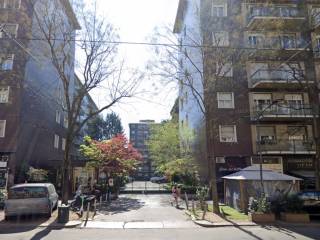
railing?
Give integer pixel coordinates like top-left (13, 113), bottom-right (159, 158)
top-left (248, 6), bottom-right (303, 22)
top-left (247, 38), bottom-right (307, 50)
top-left (311, 11), bottom-right (320, 28)
top-left (253, 104), bottom-right (313, 117)
top-left (257, 139), bottom-right (315, 153)
top-left (251, 68), bottom-right (305, 85)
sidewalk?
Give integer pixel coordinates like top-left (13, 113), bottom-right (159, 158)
top-left (186, 210), bottom-right (320, 228)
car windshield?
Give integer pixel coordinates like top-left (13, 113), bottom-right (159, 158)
top-left (9, 187), bottom-right (48, 199)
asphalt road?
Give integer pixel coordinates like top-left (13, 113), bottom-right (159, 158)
top-left (1, 193), bottom-right (320, 240)
top-left (0, 226), bottom-right (319, 240)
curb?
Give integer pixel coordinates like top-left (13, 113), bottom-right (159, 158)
top-left (0, 220), bottom-right (82, 229)
top-left (185, 210), bottom-right (258, 228)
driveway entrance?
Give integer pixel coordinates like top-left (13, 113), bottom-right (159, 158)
top-left (85, 194), bottom-right (198, 229)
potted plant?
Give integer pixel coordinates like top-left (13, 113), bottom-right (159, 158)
top-left (280, 194), bottom-right (310, 223)
top-left (248, 195), bottom-right (275, 223)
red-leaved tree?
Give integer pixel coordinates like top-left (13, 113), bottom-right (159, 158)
top-left (80, 134), bottom-right (141, 177)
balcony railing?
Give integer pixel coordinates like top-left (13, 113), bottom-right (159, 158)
top-left (253, 104), bottom-right (313, 118)
top-left (247, 6), bottom-right (305, 30)
top-left (257, 139), bottom-right (315, 153)
top-left (248, 6), bottom-right (303, 21)
top-left (251, 68), bottom-right (305, 86)
top-left (247, 38), bottom-right (307, 50)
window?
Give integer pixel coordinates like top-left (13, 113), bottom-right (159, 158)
top-left (216, 62), bottom-right (233, 77)
top-left (63, 115), bottom-right (68, 128)
top-left (253, 93), bottom-right (272, 111)
top-left (217, 92), bottom-right (234, 109)
top-left (216, 157), bottom-right (226, 164)
top-left (0, 86), bottom-right (9, 103)
top-left (55, 110), bottom-right (61, 124)
top-left (0, 0), bottom-right (21, 9)
top-left (54, 134), bottom-right (59, 149)
top-left (248, 34), bottom-right (264, 48)
top-left (0, 54), bottom-right (14, 71)
top-left (212, 31), bottom-right (229, 46)
top-left (0, 24), bottom-right (18, 38)
top-left (257, 126), bottom-right (276, 143)
top-left (0, 120), bottom-right (6, 138)
top-left (62, 138), bottom-right (66, 151)
top-left (219, 125), bottom-right (237, 142)
top-left (212, 4), bottom-right (227, 17)
top-left (280, 34), bottom-right (296, 49)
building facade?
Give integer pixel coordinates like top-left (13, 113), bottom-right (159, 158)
top-left (174, 0), bottom-right (320, 190)
top-left (0, 0), bottom-right (96, 188)
top-left (129, 120), bottom-right (156, 180)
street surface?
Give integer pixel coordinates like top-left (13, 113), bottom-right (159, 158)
top-left (0, 193), bottom-right (319, 239)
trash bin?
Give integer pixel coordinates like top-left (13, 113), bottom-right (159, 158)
top-left (58, 205), bottom-right (70, 223)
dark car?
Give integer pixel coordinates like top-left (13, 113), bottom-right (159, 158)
top-left (150, 176), bottom-right (167, 184)
top-left (298, 191), bottom-right (320, 215)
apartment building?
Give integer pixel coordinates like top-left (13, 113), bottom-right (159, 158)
top-left (0, 0), bottom-right (86, 187)
top-left (174, 0), bottom-right (320, 190)
top-left (129, 120), bottom-right (156, 180)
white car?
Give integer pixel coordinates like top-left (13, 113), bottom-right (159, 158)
top-left (4, 183), bottom-right (58, 220)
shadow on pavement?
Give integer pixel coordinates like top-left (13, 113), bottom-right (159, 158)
top-left (264, 225), bottom-right (320, 240)
top-left (99, 196), bottom-right (145, 215)
top-left (0, 213), bottom-right (50, 234)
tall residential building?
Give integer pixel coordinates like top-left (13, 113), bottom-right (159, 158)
top-left (174, 0), bottom-right (320, 190)
top-left (0, 0), bottom-right (90, 187)
top-left (129, 120), bottom-right (156, 180)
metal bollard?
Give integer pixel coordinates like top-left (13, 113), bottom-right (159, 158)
top-left (184, 192), bottom-right (189, 210)
top-left (93, 199), bottom-right (97, 217)
top-left (192, 199), bottom-right (195, 213)
top-left (86, 202), bottom-right (90, 222)
top-left (99, 196), bottom-right (102, 209)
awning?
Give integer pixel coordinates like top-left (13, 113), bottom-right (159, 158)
top-left (290, 171), bottom-right (315, 178)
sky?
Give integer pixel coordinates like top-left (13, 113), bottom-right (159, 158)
top-left (87, 0), bottom-right (179, 136)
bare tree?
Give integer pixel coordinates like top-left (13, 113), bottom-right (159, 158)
top-left (29, 0), bottom-right (143, 203)
top-left (148, 2), bottom-right (247, 213)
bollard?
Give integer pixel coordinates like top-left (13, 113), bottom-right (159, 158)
top-left (184, 192), bottom-right (189, 210)
top-left (93, 199), bottom-right (97, 217)
top-left (100, 196), bottom-right (102, 209)
top-left (192, 199), bottom-right (195, 213)
top-left (202, 203), bottom-right (208, 220)
top-left (86, 202), bottom-right (91, 222)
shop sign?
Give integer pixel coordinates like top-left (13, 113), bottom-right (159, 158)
top-left (287, 159), bottom-right (314, 170)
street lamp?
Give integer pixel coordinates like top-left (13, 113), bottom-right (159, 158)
top-left (255, 99), bottom-right (284, 196)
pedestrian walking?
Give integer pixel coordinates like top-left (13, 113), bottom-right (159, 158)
top-left (171, 184), bottom-right (178, 208)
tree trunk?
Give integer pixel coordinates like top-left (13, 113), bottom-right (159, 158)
top-left (205, 113), bottom-right (220, 214)
top-left (61, 144), bottom-right (71, 204)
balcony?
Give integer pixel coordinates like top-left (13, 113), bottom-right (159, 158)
top-left (257, 139), bottom-right (316, 155)
top-left (252, 104), bottom-right (313, 120)
top-left (247, 37), bottom-right (307, 51)
top-left (250, 68), bottom-right (309, 89)
top-left (247, 6), bottom-right (305, 30)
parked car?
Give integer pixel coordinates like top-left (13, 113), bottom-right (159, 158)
top-left (298, 191), bottom-right (320, 215)
top-left (150, 176), bottom-right (167, 184)
top-left (4, 183), bottom-right (58, 220)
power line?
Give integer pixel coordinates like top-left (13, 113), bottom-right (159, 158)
top-left (0, 36), bottom-right (316, 52)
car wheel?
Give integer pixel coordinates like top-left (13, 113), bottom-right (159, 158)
top-left (46, 205), bottom-right (52, 218)
top-left (4, 215), bottom-right (10, 221)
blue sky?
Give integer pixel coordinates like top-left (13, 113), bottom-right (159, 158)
top-left (88, 0), bottom-right (179, 135)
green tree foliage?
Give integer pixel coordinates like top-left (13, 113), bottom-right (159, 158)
top-left (87, 112), bottom-right (124, 140)
top-left (146, 121), bottom-right (197, 181)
